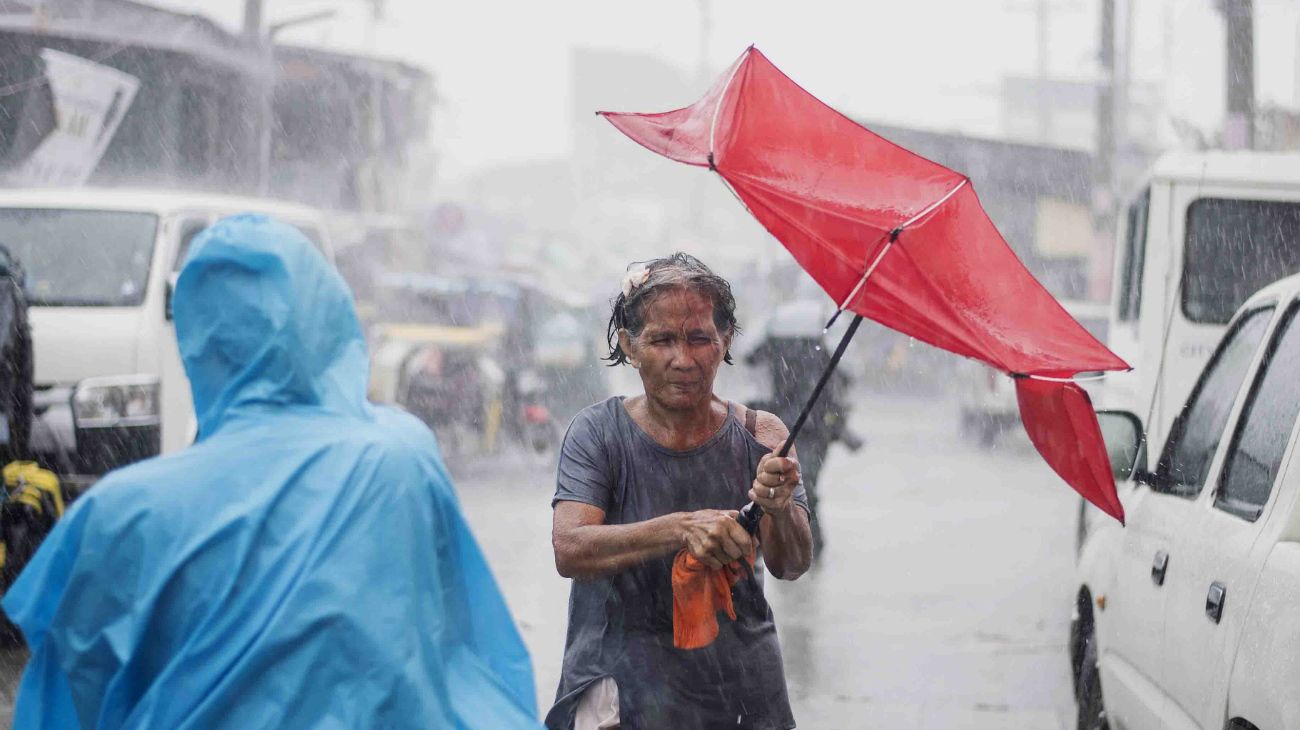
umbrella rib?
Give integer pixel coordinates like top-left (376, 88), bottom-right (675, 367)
top-left (898, 178), bottom-right (969, 229)
top-left (834, 177), bottom-right (970, 314)
top-left (1025, 372), bottom-right (1110, 383)
top-left (834, 231), bottom-right (894, 312)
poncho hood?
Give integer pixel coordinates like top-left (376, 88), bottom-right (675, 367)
top-left (174, 214), bottom-right (369, 437)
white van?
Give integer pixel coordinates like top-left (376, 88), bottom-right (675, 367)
top-left (0, 189), bottom-right (333, 488)
top-left (1103, 152), bottom-right (1300, 453)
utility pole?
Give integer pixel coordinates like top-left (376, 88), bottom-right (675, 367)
top-left (243, 0), bottom-right (263, 42)
top-left (1092, 0), bottom-right (1117, 300)
top-left (1218, 0), bottom-right (1255, 149)
top-left (1007, 0), bottom-right (1085, 144)
top-left (244, 0), bottom-right (271, 195)
top-left (1036, 0), bottom-right (1051, 142)
top-left (1096, 0), bottom-right (1115, 212)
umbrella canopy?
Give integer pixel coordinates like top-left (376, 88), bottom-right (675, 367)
top-left (599, 47), bottom-right (1130, 523)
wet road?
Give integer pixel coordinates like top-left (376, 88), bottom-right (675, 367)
top-left (0, 389), bottom-right (1081, 729)
top-left (0, 648), bottom-right (19, 727)
top-left (458, 389), bottom-right (1080, 729)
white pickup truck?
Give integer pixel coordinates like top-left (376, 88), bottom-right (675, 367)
top-left (1073, 271), bottom-right (1300, 730)
top-left (0, 189), bottom-right (332, 488)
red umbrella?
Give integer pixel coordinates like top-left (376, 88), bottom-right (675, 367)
top-left (599, 47), bottom-right (1130, 525)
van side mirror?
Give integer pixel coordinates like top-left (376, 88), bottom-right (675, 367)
top-left (165, 272), bottom-right (178, 321)
top-left (1096, 410), bottom-right (1146, 481)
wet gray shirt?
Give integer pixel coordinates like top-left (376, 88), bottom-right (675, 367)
top-left (546, 397), bottom-right (807, 730)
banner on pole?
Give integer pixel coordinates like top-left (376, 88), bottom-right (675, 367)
top-left (2, 49), bottom-right (139, 187)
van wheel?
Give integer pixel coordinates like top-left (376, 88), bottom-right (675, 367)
top-left (1076, 629), bottom-right (1108, 730)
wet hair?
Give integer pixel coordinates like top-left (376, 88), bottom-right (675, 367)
top-left (604, 252), bottom-right (740, 366)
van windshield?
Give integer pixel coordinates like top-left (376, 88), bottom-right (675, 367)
top-left (1184, 198), bottom-right (1300, 324)
top-left (0, 208), bottom-right (158, 306)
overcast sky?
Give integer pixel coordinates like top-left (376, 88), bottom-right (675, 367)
top-left (157, 0), bottom-right (1300, 183)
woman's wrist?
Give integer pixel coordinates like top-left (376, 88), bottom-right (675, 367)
top-left (664, 512), bottom-right (691, 549)
top-left (766, 501), bottom-right (797, 524)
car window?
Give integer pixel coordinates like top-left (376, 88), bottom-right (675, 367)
top-left (298, 226), bottom-right (326, 254)
top-left (1118, 189), bottom-right (1149, 323)
top-left (0, 208), bottom-right (158, 306)
top-left (173, 218), bottom-right (210, 272)
top-left (1154, 306), bottom-right (1274, 497)
top-left (1183, 198), bottom-right (1300, 324)
top-left (1216, 304), bottom-right (1300, 521)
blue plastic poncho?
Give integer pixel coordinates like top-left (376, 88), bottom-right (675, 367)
top-left (3, 215), bottom-right (541, 729)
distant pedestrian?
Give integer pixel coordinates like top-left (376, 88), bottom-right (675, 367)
top-left (745, 305), bottom-right (863, 558)
top-left (2, 215), bottom-right (540, 729)
top-left (548, 253), bottom-right (812, 730)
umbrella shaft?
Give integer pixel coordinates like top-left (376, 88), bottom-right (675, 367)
top-left (738, 313), bottom-right (864, 534)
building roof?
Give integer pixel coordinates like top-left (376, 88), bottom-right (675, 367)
top-left (0, 187), bottom-right (325, 221)
top-left (0, 0), bottom-right (259, 75)
top-left (275, 44), bottom-right (431, 86)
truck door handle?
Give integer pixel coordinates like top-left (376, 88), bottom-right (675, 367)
top-left (1151, 550), bottom-right (1169, 586)
top-left (1205, 582), bottom-right (1226, 624)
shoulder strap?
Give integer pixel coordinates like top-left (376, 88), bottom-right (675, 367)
top-left (744, 405), bottom-right (758, 437)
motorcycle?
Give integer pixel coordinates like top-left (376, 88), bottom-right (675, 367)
top-left (509, 368), bottom-right (558, 455)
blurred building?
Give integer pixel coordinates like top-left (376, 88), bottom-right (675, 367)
top-left (272, 45), bottom-right (434, 216)
top-left (867, 123), bottom-right (1096, 301)
top-left (0, 0), bottom-right (262, 191)
top-left (0, 0), bottom-right (435, 222)
top-left (1255, 104), bottom-right (1300, 152)
top-left (455, 47), bottom-right (743, 299)
top-left (1002, 74), bottom-right (1161, 208)
top-left (1001, 75), bottom-right (1161, 154)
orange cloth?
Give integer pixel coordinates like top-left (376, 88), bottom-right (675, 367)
top-left (671, 547), bottom-right (756, 650)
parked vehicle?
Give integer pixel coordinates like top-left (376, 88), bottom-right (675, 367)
top-left (367, 271), bottom-right (602, 459)
top-left (1102, 152), bottom-right (1300, 453)
top-left (1074, 151), bottom-right (1300, 553)
top-left (1074, 272), bottom-right (1300, 730)
top-left (0, 189), bottom-right (333, 490)
top-left (0, 245), bottom-right (32, 466)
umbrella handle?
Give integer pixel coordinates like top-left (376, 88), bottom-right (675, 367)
top-left (737, 313), bottom-right (864, 535)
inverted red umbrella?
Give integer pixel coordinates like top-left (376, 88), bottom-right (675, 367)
top-left (598, 47), bottom-right (1130, 529)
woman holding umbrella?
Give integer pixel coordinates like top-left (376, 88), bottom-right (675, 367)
top-left (548, 253), bottom-right (812, 730)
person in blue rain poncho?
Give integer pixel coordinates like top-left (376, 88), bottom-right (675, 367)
top-left (2, 214), bottom-right (541, 729)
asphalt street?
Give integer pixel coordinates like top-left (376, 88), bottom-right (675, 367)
top-left (0, 389), bottom-right (1083, 729)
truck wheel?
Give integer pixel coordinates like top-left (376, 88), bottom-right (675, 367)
top-left (1076, 630), bottom-right (1108, 730)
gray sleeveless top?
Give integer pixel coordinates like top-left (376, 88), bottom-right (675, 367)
top-left (546, 397), bottom-right (807, 730)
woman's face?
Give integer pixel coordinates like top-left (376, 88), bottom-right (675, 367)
top-left (623, 287), bottom-right (731, 412)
